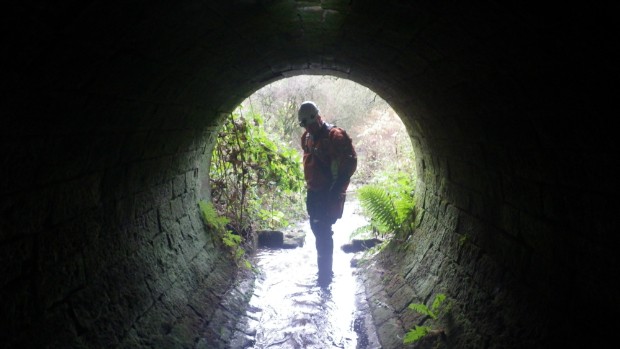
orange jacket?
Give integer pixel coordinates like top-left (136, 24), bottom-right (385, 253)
top-left (301, 123), bottom-right (357, 192)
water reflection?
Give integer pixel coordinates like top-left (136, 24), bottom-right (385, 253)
top-left (247, 201), bottom-right (369, 349)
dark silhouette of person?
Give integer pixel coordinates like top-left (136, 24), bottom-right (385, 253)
top-left (298, 101), bottom-right (357, 286)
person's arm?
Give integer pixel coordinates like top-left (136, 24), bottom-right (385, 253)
top-left (300, 131), bottom-right (308, 153)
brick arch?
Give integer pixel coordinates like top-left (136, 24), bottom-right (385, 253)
top-left (1, 2), bottom-right (616, 348)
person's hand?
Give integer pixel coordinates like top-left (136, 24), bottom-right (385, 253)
top-left (329, 180), bottom-right (345, 199)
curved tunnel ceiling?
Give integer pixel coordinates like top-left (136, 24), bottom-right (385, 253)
top-left (9, 1), bottom-right (615, 184)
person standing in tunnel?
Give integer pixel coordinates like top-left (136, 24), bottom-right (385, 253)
top-left (298, 101), bottom-right (357, 286)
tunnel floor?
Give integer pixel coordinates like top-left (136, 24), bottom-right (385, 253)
top-left (228, 198), bottom-right (382, 348)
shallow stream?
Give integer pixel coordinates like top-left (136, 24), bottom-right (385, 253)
top-left (244, 200), bottom-right (379, 349)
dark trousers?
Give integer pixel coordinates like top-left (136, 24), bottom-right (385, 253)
top-left (306, 190), bottom-right (338, 279)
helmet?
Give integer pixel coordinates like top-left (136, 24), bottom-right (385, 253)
top-left (297, 101), bottom-right (320, 126)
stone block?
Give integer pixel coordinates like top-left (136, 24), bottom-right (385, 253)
top-left (283, 229), bottom-right (306, 248)
top-left (256, 230), bottom-right (283, 248)
top-left (341, 238), bottom-right (383, 253)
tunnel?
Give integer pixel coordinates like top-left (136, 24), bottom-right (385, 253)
top-left (1, 1), bottom-right (618, 348)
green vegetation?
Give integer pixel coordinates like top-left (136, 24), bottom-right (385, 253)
top-left (403, 293), bottom-right (446, 344)
top-left (198, 200), bottom-right (251, 269)
top-left (459, 234), bottom-right (469, 246)
top-left (352, 170), bottom-right (416, 240)
top-left (209, 108), bottom-right (306, 241)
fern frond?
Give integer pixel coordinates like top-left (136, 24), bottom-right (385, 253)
top-left (408, 303), bottom-right (433, 317)
top-left (431, 293), bottom-right (446, 313)
top-left (350, 224), bottom-right (374, 238)
top-left (395, 197), bottom-right (415, 221)
top-left (403, 325), bottom-right (430, 344)
top-left (358, 185), bottom-right (400, 231)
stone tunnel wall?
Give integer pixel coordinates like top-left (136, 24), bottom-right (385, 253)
top-left (0, 90), bottom-right (242, 347)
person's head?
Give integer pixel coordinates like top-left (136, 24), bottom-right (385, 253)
top-left (297, 101), bottom-right (323, 132)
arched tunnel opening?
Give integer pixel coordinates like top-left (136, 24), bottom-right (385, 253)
top-left (1, 2), bottom-right (617, 348)
top-left (207, 75), bottom-right (415, 348)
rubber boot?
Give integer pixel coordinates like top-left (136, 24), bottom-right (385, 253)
top-left (316, 231), bottom-right (334, 286)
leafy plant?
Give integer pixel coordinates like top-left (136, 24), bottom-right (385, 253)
top-left (209, 108), bottom-right (305, 240)
top-left (199, 200), bottom-right (251, 269)
top-left (199, 200), bottom-right (229, 233)
top-left (459, 234), bottom-right (469, 246)
top-left (403, 293), bottom-right (446, 344)
top-left (352, 171), bottom-right (416, 240)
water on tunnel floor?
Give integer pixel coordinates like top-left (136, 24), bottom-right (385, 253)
top-left (246, 199), bottom-right (374, 349)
